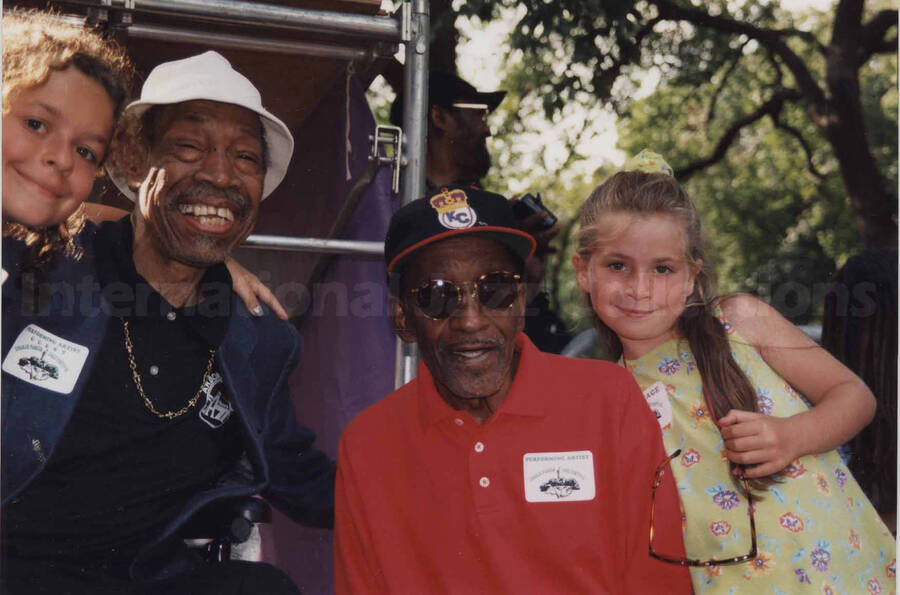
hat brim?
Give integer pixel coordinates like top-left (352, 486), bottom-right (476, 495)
top-left (387, 226), bottom-right (536, 277)
top-left (444, 90), bottom-right (507, 113)
top-left (478, 90), bottom-right (507, 113)
top-left (389, 89), bottom-right (508, 126)
top-left (107, 100), bottom-right (293, 202)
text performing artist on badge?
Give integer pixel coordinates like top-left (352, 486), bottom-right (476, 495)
top-left (523, 451), bottom-right (596, 503)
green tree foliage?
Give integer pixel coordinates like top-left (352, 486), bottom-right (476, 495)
top-left (456, 0), bottom-right (896, 326)
top-left (616, 49), bottom-right (896, 323)
top-left (461, 0), bottom-right (898, 252)
top-left (477, 40), bottom-right (622, 335)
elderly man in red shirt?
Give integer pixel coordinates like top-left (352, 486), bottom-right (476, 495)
top-left (334, 185), bottom-right (690, 593)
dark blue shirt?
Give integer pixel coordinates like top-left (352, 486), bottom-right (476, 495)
top-left (5, 218), bottom-right (243, 579)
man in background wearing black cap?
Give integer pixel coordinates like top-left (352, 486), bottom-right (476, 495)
top-left (391, 71), bottom-right (573, 354)
top-left (390, 70), bottom-right (504, 189)
top-left (333, 186), bottom-right (690, 593)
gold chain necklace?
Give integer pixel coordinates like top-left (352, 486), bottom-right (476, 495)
top-left (121, 318), bottom-right (216, 420)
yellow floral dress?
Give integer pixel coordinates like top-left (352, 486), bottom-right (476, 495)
top-left (624, 324), bottom-right (896, 594)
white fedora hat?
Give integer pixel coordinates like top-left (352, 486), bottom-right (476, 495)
top-left (109, 51), bottom-right (293, 200)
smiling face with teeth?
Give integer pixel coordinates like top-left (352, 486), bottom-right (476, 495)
top-left (135, 100), bottom-right (265, 268)
top-left (394, 236), bottom-right (525, 417)
top-left (3, 67), bottom-right (116, 228)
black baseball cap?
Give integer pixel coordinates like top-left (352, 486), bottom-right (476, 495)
top-left (389, 70), bottom-right (507, 126)
top-left (385, 185), bottom-right (536, 279)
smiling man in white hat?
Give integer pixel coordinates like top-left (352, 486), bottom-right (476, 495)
top-left (110, 50), bottom-right (294, 274)
top-left (1, 52), bottom-right (333, 594)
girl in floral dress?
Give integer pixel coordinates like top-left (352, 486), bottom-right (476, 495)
top-left (572, 150), bottom-right (895, 594)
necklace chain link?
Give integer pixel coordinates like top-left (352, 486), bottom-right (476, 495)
top-left (122, 318), bottom-right (216, 420)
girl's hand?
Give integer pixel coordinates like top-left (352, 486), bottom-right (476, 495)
top-left (718, 294), bottom-right (875, 465)
top-left (138, 166), bottom-right (166, 219)
top-left (226, 258), bottom-right (288, 321)
top-left (719, 409), bottom-right (798, 478)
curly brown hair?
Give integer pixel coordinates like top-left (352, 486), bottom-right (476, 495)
top-left (3, 9), bottom-right (133, 309)
top-left (3, 9), bottom-right (133, 122)
top-left (105, 107), bottom-right (158, 195)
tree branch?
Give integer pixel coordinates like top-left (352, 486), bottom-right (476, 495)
top-left (650, 0), bottom-right (830, 121)
top-left (706, 43), bottom-right (747, 123)
top-left (874, 36), bottom-right (899, 54)
top-left (675, 89), bottom-right (802, 180)
top-left (591, 16), bottom-right (661, 99)
top-left (538, 108), bottom-right (593, 178)
top-left (830, 0), bottom-right (863, 55)
top-left (859, 10), bottom-right (898, 64)
top-left (771, 118), bottom-right (826, 180)
top-left (764, 48), bottom-right (784, 88)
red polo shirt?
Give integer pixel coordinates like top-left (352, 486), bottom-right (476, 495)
top-left (335, 334), bottom-right (689, 593)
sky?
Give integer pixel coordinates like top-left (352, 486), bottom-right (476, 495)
top-left (453, 1), bottom-right (837, 190)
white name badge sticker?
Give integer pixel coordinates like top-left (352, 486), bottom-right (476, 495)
top-left (643, 381), bottom-right (673, 428)
top-left (2, 324), bottom-right (89, 394)
top-left (523, 450), bottom-right (595, 503)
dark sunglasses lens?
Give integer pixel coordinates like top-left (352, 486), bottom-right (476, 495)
top-left (415, 280), bottom-right (459, 319)
top-left (477, 273), bottom-right (519, 310)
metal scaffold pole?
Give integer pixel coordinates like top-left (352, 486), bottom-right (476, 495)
top-left (126, 24), bottom-right (376, 60)
top-left (65, 0), bottom-right (403, 40)
top-left (242, 236), bottom-right (383, 255)
top-left (395, 0), bottom-right (429, 388)
top-left (34, 0), bottom-right (427, 389)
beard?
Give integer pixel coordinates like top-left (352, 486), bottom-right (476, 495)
top-left (448, 134), bottom-right (491, 185)
top-left (465, 140), bottom-right (492, 181)
top-left (151, 179), bottom-right (254, 268)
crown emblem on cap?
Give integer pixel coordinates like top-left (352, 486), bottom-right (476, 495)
top-left (430, 188), bottom-right (477, 230)
top-left (429, 188), bottom-right (469, 214)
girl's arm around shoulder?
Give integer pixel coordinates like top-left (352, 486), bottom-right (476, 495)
top-left (83, 202), bottom-right (288, 320)
top-left (225, 258), bottom-right (288, 321)
top-left (717, 294), bottom-right (876, 477)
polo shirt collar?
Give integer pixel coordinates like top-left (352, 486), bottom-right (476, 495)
top-left (416, 333), bottom-right (547, 428)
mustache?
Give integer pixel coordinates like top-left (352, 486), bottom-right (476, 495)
top-left (441, 338), bottom-right (502, 352)
top-left (171, 181), bottom-right (249, 219)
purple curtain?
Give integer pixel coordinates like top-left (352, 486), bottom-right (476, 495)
top-left (253, 74), bottom-right (400, 594)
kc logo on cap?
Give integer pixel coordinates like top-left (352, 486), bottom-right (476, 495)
top-left (384, 184), bottom-right (536, 277)
top-left (429, 188), bottom-right (478, 230)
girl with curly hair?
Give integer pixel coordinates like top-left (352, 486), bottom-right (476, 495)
top-left (2, 10), bottom-right (286, 318)
top-left (2, 9), bottom-right (133, 305)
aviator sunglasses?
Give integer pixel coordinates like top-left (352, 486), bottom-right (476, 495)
top-left (408, 271), bottom-right (522, 319)
top-left (649, 449), bottom-right (757, 567)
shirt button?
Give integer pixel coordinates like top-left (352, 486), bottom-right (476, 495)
top-left (479, 477), bottom-right (490, 488)
top-left (166, 311), bottom-right (177, 321)
top-left (149, 365), bottom-right (159, 376)
top-left (454, 418), bottom-right (464, 426)
top-left (474, 442), bottom-right (484, 453)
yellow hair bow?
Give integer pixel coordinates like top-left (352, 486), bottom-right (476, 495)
top-left (623, 149), bottom-right (674, 177)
